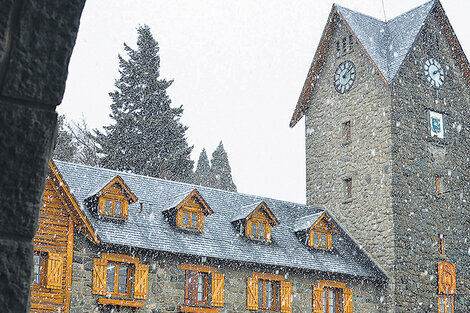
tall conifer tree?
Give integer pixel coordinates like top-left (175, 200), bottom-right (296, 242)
top-left (95, 25), bottom-right (193, 181)
top-left (194, 148), bottom-right (211, 186)
top-left (209, 141), bottom-right (237, 192)
top-left (52, 115), bottom-right (77, 162)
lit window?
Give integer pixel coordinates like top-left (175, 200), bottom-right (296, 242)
top-left (323, 287), bottom-right (343, 313)
top-left (258, 280), bottom-right (277, 310)
top-left (436, 176), bottom-right (441, 194)
top-left (106, 263), bottom-right (130, 296)
top-left (439, 295), bottom-right (453, 313)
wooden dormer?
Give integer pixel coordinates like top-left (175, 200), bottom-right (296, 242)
top-left (88, 176), bottom-right (138, 220)
top-left (294, 212), bottom-right (337, 250)
top-left (232, 202), bottom-right (279, 243)
top-left (163, 189), bottom-right (213, 232)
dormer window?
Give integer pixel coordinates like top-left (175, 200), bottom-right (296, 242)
top-left (294, 212), bottom-right (337, 250)
top-left (86, 175), bottom-right (138, 220)
top-left (231, 201), bottom-right (280, 243)
top-left (163, 189), bottom-right (213, 232)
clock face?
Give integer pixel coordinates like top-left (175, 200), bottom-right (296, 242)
top-left (334, 61), bottom-right (356, 94)
top-left (423, 58), bottom-right (445, 88)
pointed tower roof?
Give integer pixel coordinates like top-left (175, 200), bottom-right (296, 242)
top-left (290, 0), bottom-right (470, 127)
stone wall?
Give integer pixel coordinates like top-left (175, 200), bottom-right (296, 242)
top-left (390, 10), bottom-right (470, 313)
top-left (304, 16), bottom-right (394, 308)
top-left (71, 234), bottom-right (386, 313)
top-left (0, 1), bottom-right (85, 313)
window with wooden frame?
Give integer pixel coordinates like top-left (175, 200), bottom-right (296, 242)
top-left (178, 208), bottom-right (204, 231)
top-left (313, 281), bottom-right (352, 313)
top-left (180, 263), bottom-right (224, 309)
top-left (438, 295), bottom-right (453, 313)
top-left (241, 202), bottom-right (279, 243)
top-left (31, 251), bottom-right (64, 290)
top-left (344, 178), bottom-right (352, 199)
top-left (247, 272), bottom-right (292, 312)
top-left (309, 229), bottom-right (332, 250)
top-left (92, 253), bottom-right (149, 301)
top-left (32, 252), bottom-right (46, 286)
top-left (89, 175), bottom-right (137, 220)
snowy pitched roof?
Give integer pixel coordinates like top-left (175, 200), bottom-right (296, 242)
top-left (55, 160), bottom-right (386, 279)
top-left (336, 1), bottom-right (434, 83)
top-left (290, 1), bottom-right (445, 127)
top-left (231, 202), bottom-right (263, 222)
top-left (293, 212), bottom-right (324, 232)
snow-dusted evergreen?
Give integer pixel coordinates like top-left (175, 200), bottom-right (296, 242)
top-left (95, 25), bottom-right (194, 182)
top-left (194, 148), bottom-right (211, 186)
top-left (52, 115), bottom-right (77, 162)
top-left (209, 141), bottom-right (237, 192)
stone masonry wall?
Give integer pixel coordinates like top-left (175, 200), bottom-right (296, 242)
top-left (304, 16), bottom-right (394, 308)
top-left (71, 234), bottom-right (386, 313)
top-left (0, 1), bottom-right (85, 313)
top-left (390, 10), bottom-right (470, 313)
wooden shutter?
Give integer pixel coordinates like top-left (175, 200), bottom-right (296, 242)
top-left (343, 288), bottom-right (353, 313)
top-left (197, 213), bottom-right (204, 232)
top-left (46, 253), bottom-right (63, 290)
top-left (122, 201), bottom-right (129, 219)
top-left (326, 233), bottom-right (332, 249)
top-left (245, 220), bottom-right (252, 237)
top-left (280, 281), bottom-right (292, 313)
top-left (312, 285), bottom-right (323, 313)
top-left (176, 209), bottom-right (183, 227)
top-left (211, 273), bottom-right (224, 307)
top-left (92, 258), bottom-right (107, 295)
top-left (438, 261), bottom-right (456, 294)
top-left (247, 277), bottom-right (258, 310)
top-left (134, 264), bottom-right (149, 299)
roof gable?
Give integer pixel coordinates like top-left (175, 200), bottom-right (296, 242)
top-left (87, 175), bottom-right (138, 204)
top-left (49, 160), bottom-right (99, 244)
top-left (163, 188), bottom-right (213, 215)
top-left (231, 201), bottom-right (280, 226)
top-left (293, 211), bottom-right (337, 233)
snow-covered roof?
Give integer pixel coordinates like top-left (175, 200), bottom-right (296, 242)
top-left (293, 212), bottom-right (324, 232)
top-left (337, 1), bottom-right (434, 83)
top-left (55, 160), bottom-right (386, 279)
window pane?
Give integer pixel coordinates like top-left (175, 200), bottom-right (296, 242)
top-left (446, 297), bottom-right (452, 313)
top-left (252, 222), bottom-right (257, 237)
top-left (314, 233), bottom-right (319, 245)
top-left (105, 200), bottom-right (112, 213)
top-left (321, 234), bottom-right (326, 246)
top-left (197, 275), bottom-right (204, 301)
top-left (183, 212), bottom-right (189, 226)
top-left (33, 255), bottom-right (41, 284)
top-left (192, 213), bottom-right (198, 227)
top-left (258, 282), bottom-right (264, 307)
top-left (323, 289), bottom-right (327, 313)
top-left (267, 282), bottom-right (273, 308)
top-left (259, 224), bottom-right (265, 239)
top-left (106, 264), bottom-right (115, 292)
top-left (329, 289), bottom-right (335, 313)
top-left (114, 201), bottom-right (122, 216)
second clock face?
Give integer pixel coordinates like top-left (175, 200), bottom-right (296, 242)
top-left (334, 60), bottom-right (356, 94)
top-left (423, 57), bottom-right (445, 88)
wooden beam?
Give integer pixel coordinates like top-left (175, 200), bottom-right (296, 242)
top-left (180, 263), bottom-right (215, 274)
top-left (178, 306), bottom-right (220, 313)
top-left (98, 298), bottom-right (144, 308)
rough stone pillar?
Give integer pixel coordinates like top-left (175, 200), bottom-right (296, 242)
top-left (0, 1), bottom-right (86, 312)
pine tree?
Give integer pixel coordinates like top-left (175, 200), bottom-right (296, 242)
top-left (95, 25), bottom-right (194, 181)
top-left (52, 115), bottom-right (77, 162)
top-left (68, 118), bottom-right (100, 167)
top-left (194, 148), bottom-right (211, 186)
top-left (209, 141), bottom-right (237, 192)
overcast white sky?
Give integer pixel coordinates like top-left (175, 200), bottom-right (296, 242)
top-left (59, 0), bottom-right (470, 204)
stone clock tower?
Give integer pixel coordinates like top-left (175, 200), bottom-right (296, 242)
top-left (290, 1), bottom-right (470, 312)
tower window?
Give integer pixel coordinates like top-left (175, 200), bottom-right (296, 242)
top-left (336, 41), bottom-right (340, 57)
top-left (438, 295), bottom-right (453, 313)
top-left (435, 175), bottom-right (441, 194)
top-left (349, 35), bottom-right (354, 51)
top-left (344, 178), bottom-right (352, 199)
top-left (343, 121), bottom-right (351, 142)
top-left (342, 37), bottom-right (347, 53)
top-left (439, 234), bottom-right (444, 255)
